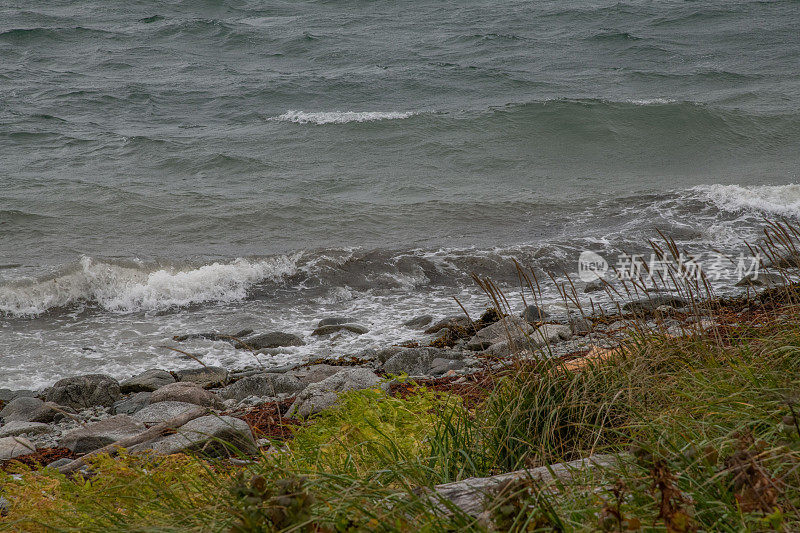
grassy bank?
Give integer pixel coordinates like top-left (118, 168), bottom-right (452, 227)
top-left (2, 285), bottom-right (800, 531)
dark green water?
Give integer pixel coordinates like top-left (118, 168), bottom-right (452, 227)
top-left (1, 0), bottom-right (799, 387)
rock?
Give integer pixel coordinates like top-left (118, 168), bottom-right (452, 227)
top-left (46, 457), bottom-right (73, 470)
top-left (381, 347), bottom-right (462, 375)
top-left (287, 364), bottom-right (342, 385)
top-left (428, 358), bottom-right (466, 376)
top-left (764, 250), bottom-right (800, 269)
top-left (173, 329), bottom-right (254, 342)
top-left (60, 415), bottom-right (146, 454)
top-left (45, 374), bottom-right (121, 409)
top-left (287, 368), bottom-right (385, 418)
top-left (311, 324), bottom-right (369, 336)
top-left (569, 317), bottom-right (592, 335)
top-left (150, 382), bottom-right (223, 409)
top-left (0, 436), bottom-right (36, 460)
top-left (120, 369), bottom-right (175, 393)
top-left (735, 272), bottom-right (786, 288)
top-left (241, 332), bottom-right (305, 349)
top-left (521, 304), bottom-right (549, 322)
top-left (0, 495), bottom-right (8, 517)
top-left (622, 295), bottom-right (689, 313)
top-left (0, 389), bottom-right (36, 403)
top-left (174, 366), bottom-right (228, 388)
top-left (0, 421), bottom-right (53, 438)
top-left (466, 316), bottom-right (534, 350)
top-left (531, 324), bottom-right (573, 344)
top-left (403, 314), bottom-right (433, 329)
top-left (131, 415), bottom-right (257, 456)
top-left (219, 373), bottom-right (305, 402)
top-left (316, 317), bottom-right (355, 327)
top-left (132, 401), bottom-right (200, 426)
top-left (112, 392), bottom-right (152, 415)
top-left (424, 316), bottom-right (471, 335)
top-left (0, 397), bottom-right (61, 423)
top-left (584, 280), bottom-right (606, 293)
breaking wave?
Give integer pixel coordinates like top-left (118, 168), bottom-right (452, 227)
top-left (273, 110), bottom-right (417, 125)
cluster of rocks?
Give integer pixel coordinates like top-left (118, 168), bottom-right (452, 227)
top-left (0, 295), bottom-right (721, 468)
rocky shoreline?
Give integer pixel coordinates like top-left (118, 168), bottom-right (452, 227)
top-left (0, 284), bottom-right (736, 476)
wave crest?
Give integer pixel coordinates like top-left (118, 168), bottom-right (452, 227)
top-left (692, 184), bottom-right (800, 218)
top-left (272, 110), bottom-right (416, 125)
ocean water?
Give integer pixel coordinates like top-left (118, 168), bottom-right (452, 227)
top-left (2, 0), bottom-right (800, 389)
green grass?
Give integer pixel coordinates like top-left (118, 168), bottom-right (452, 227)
top-left (3, 301), bottom-right (800, 531)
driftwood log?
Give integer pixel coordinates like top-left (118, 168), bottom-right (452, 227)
top-left (57, 406), bottom-right (208, 474)
top-left (432, 454), bottom-right (620, 515)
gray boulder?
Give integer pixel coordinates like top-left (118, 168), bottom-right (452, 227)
top-left (0, 389), bottom-right (36, 403)
top-left (0, 436), bottom-right (35, 460)
top-left (735, 272), bottom-right (786, 288)
top-left (174, 366), bottom-right (228, 388)
top-left (428, 358), bottom-right (466, 376)
top-left (120, 369), bottom-right (175, 393)
top-left (402, 315), bottom-right (433, 329)
top-left (531, 324), bottom-right (573, 345)
top-left (242, 332), bottom-right (305, 349)
top-left (584, 280), bottom-right (606, 293)
top-left (287, 368), bottom-right (385, 418)
top-left (569, 317), bottom-right (593, 335)
top-left (150, 382), bottom-right (223, 409)
top-left (112, 392), bottom-right (152, 415)
top-left (521, 304), bottom-right (549, 322)
top-left (622, 295), bottom-right (689, 313)
top-left (0, 397), bottom-right (61, 423)
top-left (0, 421), bottom-right (53, 438)
top-left (317, 317), bottom-right (355, 327)
top-left (381, 347), bottom-right (463, 375)
top-left (132, 401), bottom-right (201, 426)
top-left (45, 374), bottom-right (121, 409)
top-left (311, 324), bottom-right (369, 336)
top-left (131, 415), bottom-right (257, 456)
top-left (424, 316), bottom-right (471, 335)
top-left (287, 364), bottom-right (342, 386)
top-left (466, 316), bottom-right (534, 350)
top-left (219, 373), bottom-right (305, 402)
top-left (60, 415), bottom-right (146, 454)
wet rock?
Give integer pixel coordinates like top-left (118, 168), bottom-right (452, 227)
top-left (112, 392), bottom-right (152, 415)
top-left (173, 329), bottom-right (254, 342)
top-left (622, 295), bottom-right (689, 313)
top-left (46, 457), bottom-right (73, 470)
top-left (381, 347), bottom-right (462, 375)
top-left (0, 389), bottom-right (36, 403)
top-left (584, 280), bottom-right (606, 293)
top-left (45, 374), bottom-right (121, 409)
top-left (287, 364), bottom-right (342, 385)
top-left (219, 373), bottom-right (305, 401)
top-left (120, 369), bottom-right (175, 393)
top-left (131, 415), bottom-right (257, 456)
top-left (60, 415), bottom-right (146, 454)
top-left (317, 317), bottom-right (355, 327)
top-left (428, 358), bottom-right (466, 376)
top-left (241, 332), bottom-right (305, 349)
top-left (0, 397), bottom-right (61, 423)
top-left (287, 368), bottom-right (385, 418)
top-left (424, 316), bottom-right (471, 335)
top-left (403, 315), bottom-right (433, 329)
top-left (0, 421), bottom-right (53, 438)
top-left (466, 316), bottom-right (534, 350)
top-left (150, 382), bottom-right (223, 409)
top-left (312, 324), bottom-right (369, 336)
top-left (174, 366), bottom-right (228, 388)
top-left (0, 496), bottom-right (8, 517)
top-left (132, 401), bottom-right (200, 426)
top-left (521, 304), bottom-right (549, 322)
top-left (0, 436), bottom-right (35, 460)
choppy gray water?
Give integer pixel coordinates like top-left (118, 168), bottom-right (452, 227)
top-left (2, 0), bottom-right (800, 388)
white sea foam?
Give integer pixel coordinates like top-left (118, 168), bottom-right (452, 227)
top-left (692, 184), bottom-right (800, 218)
top-left (625, 98), bottom-right (676, 105)
top-left (273, 110), bottom-right (416, 125)
top-left (0, 255), bottom-right (299, 316)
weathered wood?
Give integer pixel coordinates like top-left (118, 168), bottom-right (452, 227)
top-left (432, 454), bottom-right (619, 515)
top-left (57, 405), bottom-right (208, 474)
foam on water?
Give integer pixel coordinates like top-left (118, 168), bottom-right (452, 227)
top-left (693, 184), bottom-right (800, 218)
top-left (0, 255), bottom-right (300, 316)
top-left (273, 110), bottom-right (417, 125)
